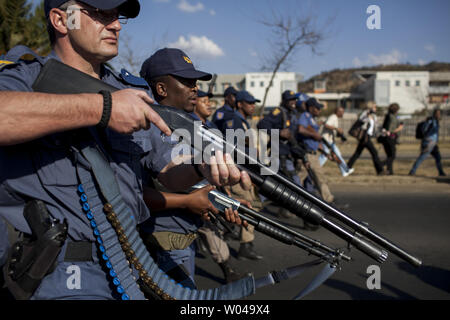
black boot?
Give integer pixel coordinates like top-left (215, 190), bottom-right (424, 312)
top-left (218, 260), bottom-right (243, 283)
top-left (237, 242), bottom-right (263, 260)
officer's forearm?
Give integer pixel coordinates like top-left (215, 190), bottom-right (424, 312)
top-left (143, 186), bottom-right (191, 212)
top-left (157, 163), bottom-right (202, 192)
top-left (0, 92), bottom-right (102, 146)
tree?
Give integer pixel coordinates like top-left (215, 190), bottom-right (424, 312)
top-left (256, 4), bottom-right (332, 116)
top-left (0, 0), bottom-right (50, 55)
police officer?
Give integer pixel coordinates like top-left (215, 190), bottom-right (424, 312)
top-left (257, 90), bottom-right (304, 218)
top-left (192, 90), bottom-right (245, 282)
top-left (219, 90), bottom-right (264, 260)
top-left (139, 48), bottom-right (247, 288)
top-left (0, 0), bottom-right (250, 300)
top-left (212, 86), bottom-right (239, 134)
top-left (297, 98), bottom-right (335, 204)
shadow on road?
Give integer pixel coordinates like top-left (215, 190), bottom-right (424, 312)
top-left (397, 262), bottom-right (450, 293)
top-left (195, 266), bottom-right (226, 285)
top-left (324, 277), bottom-right (418, 300)
top-left (436, 176), bottom-right (450, 185)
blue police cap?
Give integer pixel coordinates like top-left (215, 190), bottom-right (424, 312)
top-left (236, 91), bottom-right (261, 103)
top-left (198, 90), bottom-right (213, 98)
top-left (44, 0), bottom-right (140, 18)
top-left (296, 92), bottom-right (310, 102)
top-left (282, 90), bottom-right (298, 101)
top-left (306, 98), bottom-right (324, 110)
top-left (224, 86), bottom-right (238, 98)
top-left (140, 48), bottom-right (212, 81)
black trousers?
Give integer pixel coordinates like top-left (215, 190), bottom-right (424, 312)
top-left (382, 138), bottom-right (397, 174)
top-left (348, 136), bottom-right (383, 174)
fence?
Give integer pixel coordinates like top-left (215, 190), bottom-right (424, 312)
top-left (339, 116), bottom-right (450, 143)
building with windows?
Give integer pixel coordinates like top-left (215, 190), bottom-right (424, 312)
top-left (429, 72), bottom-right (450, 108)
top-left (353, 71), bottom-right (430, 114)
top-left (199, 72), bottom-right (303, 108)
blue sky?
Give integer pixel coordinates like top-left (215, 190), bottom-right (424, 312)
top-left (33, 0), bottom-right (450, 79)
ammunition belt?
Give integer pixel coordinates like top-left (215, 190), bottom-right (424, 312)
top-left (76, 141), bottom-right (256, 300)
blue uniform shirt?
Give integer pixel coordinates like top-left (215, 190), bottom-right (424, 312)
top-left (212, 104), bottom-right (235, 134)
top-left (139, 112), bottom-right (213, 236)
top-left (257, 107), bottom-right (295, 156)
top-left (190, 112), bottom-right (218, 130)
top-left (297, 112), bottom-right (320, 152)
top-left (0, 47), bottom-right (175, 299)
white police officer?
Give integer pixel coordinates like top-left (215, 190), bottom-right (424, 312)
top-left (0, 0), bottom-right (250, 300)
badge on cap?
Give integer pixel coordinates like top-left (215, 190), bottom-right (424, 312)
top-left (216, 112), bottom-right (224, 120)
top-left (183, 56), bottom-right (193, 64)
top-left (0, 60), bottom-right (14, 70)
top-left (286, 120), bottom-right (291, 127)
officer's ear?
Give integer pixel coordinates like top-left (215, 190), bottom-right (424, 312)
top-left (49, 8), bottom-right (70, 37)
top-left (155, 81), bottom-right (168, 98)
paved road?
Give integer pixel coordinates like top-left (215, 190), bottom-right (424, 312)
top-left (194, 189), bottom-right (450, 300)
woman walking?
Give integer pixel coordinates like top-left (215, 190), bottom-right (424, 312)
top-left (347, 101), bottom-right (384, 175)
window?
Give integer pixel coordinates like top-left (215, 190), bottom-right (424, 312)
top-left (198, 83), bottom-right (203, 90)
top-left (395, 80), bottom-right (401, 87)
top-left (260, 81), bottom-right (265, 87)
top-left (405, 80), bottom-right (410, 87)
top-left (415, 80), bottom-right (421, 87)
top-left (250, 81), bottom-right (255, 88)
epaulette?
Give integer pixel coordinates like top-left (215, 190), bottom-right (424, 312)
top-left (120, 69), bottom-right (149, 88)
top-left (0, 59), bottom-right (15, 71)
top-left (272, 108), bottom-right (281, 116)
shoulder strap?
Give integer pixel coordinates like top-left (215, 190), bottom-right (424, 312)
top-left (4, 45), bottom-right (45, 65)
top-left (76, 140), bottom-right (256, 300)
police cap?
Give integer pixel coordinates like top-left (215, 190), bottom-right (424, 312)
top-left (198, 90), bottom-right (213, 98)
top-left (282, 90), bottom-right (298, 102)
top-left (140, 48), bottom-right (212, 81)
top-left (224, 86), bottom-right (238, 98)
top-left (44, 0), bottom-right (141, 18)
top-left (236, 91), bottom-right (261, 104)
top-left (305, 98), bottom-right (324, 110)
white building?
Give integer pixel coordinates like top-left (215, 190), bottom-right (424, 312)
top-left (355, 71), bottom-right (430, 114)
top-left (244, 72), bottom-right (303, 107)
top-left (200, 72), bottom-right (303, 107)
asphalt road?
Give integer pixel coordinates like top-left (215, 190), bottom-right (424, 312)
top-left (194, 188), bottom-right (450, 300)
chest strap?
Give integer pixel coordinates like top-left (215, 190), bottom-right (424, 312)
top-left (77, 142), bottom-right (256, 300)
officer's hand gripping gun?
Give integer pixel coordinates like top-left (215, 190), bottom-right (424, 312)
top-left (31, 59), bottom-right (422, 268)
top-left (193, 184), bottom-right (351, 266)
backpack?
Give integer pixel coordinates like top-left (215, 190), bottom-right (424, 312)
top-left (415, 119), bottom-right (430, 140)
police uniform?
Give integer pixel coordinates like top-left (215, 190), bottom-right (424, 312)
top-left (139, 48), bottom-right (213, 289)
top-left (212, 87), bottom-right (238, 135)
top-left (257, 106), bottom-right (302, 186)
top-left (297, 104), bottom-right (335, 203)
top-left (0, 46), bottom-right (175, 299)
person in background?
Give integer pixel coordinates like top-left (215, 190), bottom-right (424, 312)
top-left (192, 90), bottom-right (246, 283)
top-left (319, 106), bottom-right (354, 177)
top-left (347, 101), bottom-right (384, 175)
top-left (409, 108), bottom-right (446, 177)
top-left (380, 103), bottom-right (404, 175)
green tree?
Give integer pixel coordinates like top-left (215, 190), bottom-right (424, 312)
top-left (0, 0), bottom-right (50, 55)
